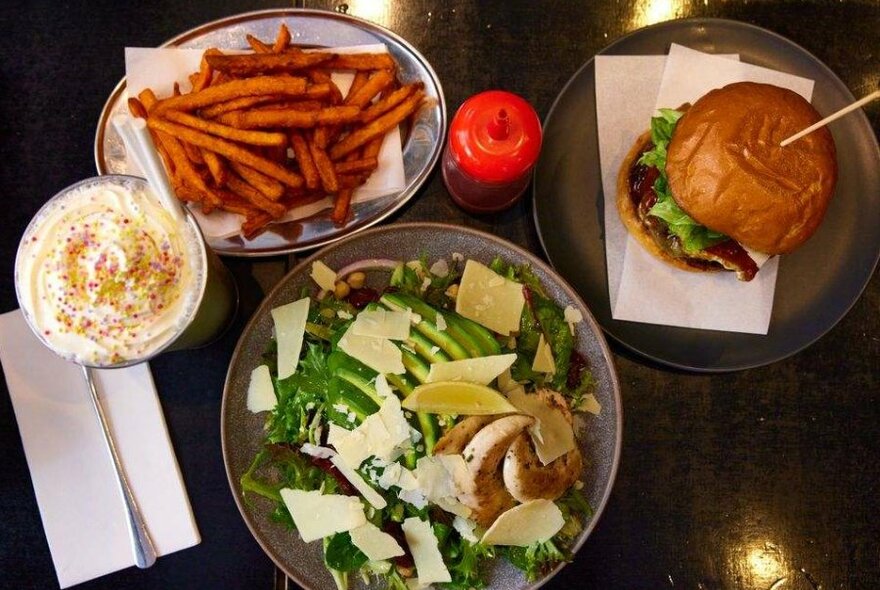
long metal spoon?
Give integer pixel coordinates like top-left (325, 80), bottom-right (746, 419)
top-left (82, 365), bottom-right (157, 568)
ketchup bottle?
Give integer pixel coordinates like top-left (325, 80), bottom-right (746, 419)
top-left (442, 91), bottom-right (543, 214)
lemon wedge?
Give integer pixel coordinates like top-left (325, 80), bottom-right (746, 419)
top-left (403, 381), bottom-right (518, 415)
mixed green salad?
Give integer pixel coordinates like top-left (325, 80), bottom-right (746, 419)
top-left (241, 253), bottom-right (600, 589)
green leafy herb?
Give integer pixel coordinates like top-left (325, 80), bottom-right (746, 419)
top-left (324, 532), bottom-right (369, 572)
top-left (390, 262), bottom-right (424, 297)
top-left (556, 486), bottom-right (594, 539)
top-left (502, 540), bottom-right (569, 582)
top-left (390, 256), bottom-right (463, 309)
top-left (312, 295), bottom-right (357, 337)
top-left (269, 502), bottom-right (295, 529)
top-left (385, 570), bottom-right (410, 590)
top-left (488, 256), bottom-right (514, 280)
top-left (266, 344), bottom-right (330, 445)
top-left (567, 368), bottom-right (596, 412)
top-left (241, 445), bottom-right (333, 511)
top-left (488, 259), bottom-right (592, 399)
top-left (433, 522), bottom-right (453, 547)
top-left (440, 537), bottom-right (495, 589)
top-left (240, 450), bottom-right (283, 503)
top-left (638, 109), bottom-right (728, 253)
top-left (536, 298), bottom-right (573, 390)
top-left (510, 353), bottom-right (546, 385)
top-left (518, 286), bottom-right (573, 391)
top-left (322, 536), bottom-right (352, 590)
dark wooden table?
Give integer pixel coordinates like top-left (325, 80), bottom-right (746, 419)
top-left (1, 1), bottom-right (878, 589)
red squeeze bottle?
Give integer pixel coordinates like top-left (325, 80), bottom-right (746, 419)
top-left (442, 90), bottom-right (542, 213)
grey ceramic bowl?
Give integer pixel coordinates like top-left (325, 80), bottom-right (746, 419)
top-left (221, 223), bottom-right (622, 589)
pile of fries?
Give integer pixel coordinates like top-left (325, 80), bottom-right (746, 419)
top-left (128, 24), bottom-right (425, 238)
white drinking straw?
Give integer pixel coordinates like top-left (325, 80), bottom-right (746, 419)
top-left (111, 114), bottom-right (186, 223)
top-left (780, 89), bottom-right (880, 147)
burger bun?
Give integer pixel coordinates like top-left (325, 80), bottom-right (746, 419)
top-left (665, 82), bottom-right (837, 255)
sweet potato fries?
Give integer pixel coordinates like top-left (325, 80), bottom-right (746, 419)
top-left (128, 24), bottom-right (425, 239)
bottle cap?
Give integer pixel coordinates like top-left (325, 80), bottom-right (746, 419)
top-left (447, 91), bottom-right (542, 184)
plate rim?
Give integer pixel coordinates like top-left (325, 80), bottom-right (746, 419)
top-left (532, 16), bottom-right (880, 373)
top-left (220, 221), bottom-right (624, 590)
top-left (94, 8), bottom-right (447, 257)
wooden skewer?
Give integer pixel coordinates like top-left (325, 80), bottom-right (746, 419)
top-left (780, 89), bottom-right (880, 147)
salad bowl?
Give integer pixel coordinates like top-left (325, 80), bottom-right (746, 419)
top-left (221, 223), bottom-right (622, 589)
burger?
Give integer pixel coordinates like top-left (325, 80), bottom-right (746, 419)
top-left (617, 81), bottom-right (837, 281)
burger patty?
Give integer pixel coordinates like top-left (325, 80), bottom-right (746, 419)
top-left (628, 141), bottom-right (759, 281)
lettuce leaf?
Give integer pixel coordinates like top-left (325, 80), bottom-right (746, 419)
top-left (266, 343), bottom-right (330, 445)
top-left (638, 109), bottom-right (727, 253)
top-left (439, 535), bottom-right (495, 589)
top-left (324, 532), bottom-right (369, 572)
top-left (502, 540), bottom-right (568, 582)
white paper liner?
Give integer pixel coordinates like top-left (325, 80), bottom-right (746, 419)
top-left (596, 44), bottom-right (815, 334)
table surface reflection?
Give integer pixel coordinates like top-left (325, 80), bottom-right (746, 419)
top-left (0, 1), bottom-right (877, 589)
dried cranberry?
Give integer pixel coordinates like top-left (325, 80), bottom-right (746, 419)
top-left (347, 287), bottom-right (380, 309)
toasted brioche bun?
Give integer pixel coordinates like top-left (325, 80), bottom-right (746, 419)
top-left (615, 130), bottom-right (715, 274)
top-left (666, 82), bottom-right (837, 254)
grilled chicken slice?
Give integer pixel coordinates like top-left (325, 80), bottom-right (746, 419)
top-left (456, 414), bottom-right (534, 527)
top-left (433, 415), bottom-right (499, 456)
top-left (503, 389), bottom-right (582, 502)
top-left (503, 434), bottom-right (582, 502)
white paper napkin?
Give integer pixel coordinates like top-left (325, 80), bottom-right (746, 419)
top-left (124, 44), bottom-right (406, 240)
top-left (0, 310), bottom-right (200, 588)
top-left (596, 44), bottom-right (814, 334)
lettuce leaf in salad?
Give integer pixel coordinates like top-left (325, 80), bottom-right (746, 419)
top-left (309, 295), bottom-right (357, 340)
top-left (489, 256), bottom-right (592, 401)
top-left (240, 444), bottom-right (334, 504)
top-left (419, 252), bottom-right (463, 298)
top-left (501, 540), bottom-right (568, 582)
top-left (494, 487), bottom-right (590, 581)
top-left (556, 487), bottom-right (593, 539)
top-left (390, 253), bottom-right (463, 309)
top-left (266, 343), bottom-right (330, 445)
top-left (567, 366), bottom-right (596, 414)
top-left (441, 536), bottom-right (496, 589)
top-left (638, 108), bottom-right (728, 253)
top-left (489, 257), bottom-right (546, 298)
top-left (324, 532), bottom-right (369, 572)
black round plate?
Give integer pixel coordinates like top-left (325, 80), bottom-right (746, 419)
top-left (533, 18), bottom-right (880, 372)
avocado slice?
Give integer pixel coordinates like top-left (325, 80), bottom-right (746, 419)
top-left (386, 372), bottom-right (439, 455)
top-left (406, 330), bottom-right (451, 364)
top-left (325, 376), bottom-right (378, 426)
top-left (400, 348), bottom-right (430, 383)
top-left (381, 292), bottom-right (501, 357)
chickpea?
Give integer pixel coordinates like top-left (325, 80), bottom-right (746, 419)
top-left (320, 307), bottom-right (336, 319)
top-left (347, 271), bottom-right (366, 289)
top-left (334, 280), bottom-right (351, 299)
top-left (395, 564), bottom-right (415, 578)
top-left (445, 283), bottom-right (459, 299)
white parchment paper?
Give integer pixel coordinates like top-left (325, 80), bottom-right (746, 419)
top-left (596, 44), bottom-right (815, 334)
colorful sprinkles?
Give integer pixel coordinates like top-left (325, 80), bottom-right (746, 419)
top-left (18, 182), bottom-right (200, 365)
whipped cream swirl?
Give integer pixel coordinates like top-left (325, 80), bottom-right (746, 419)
top-left (16, 178), bottom-right (204, 366)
